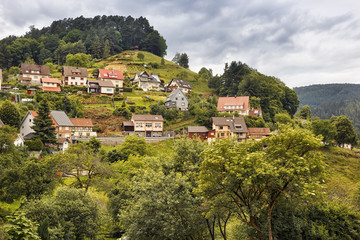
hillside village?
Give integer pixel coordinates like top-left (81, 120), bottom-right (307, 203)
top-left (1, 15), bottom-right (360, 240)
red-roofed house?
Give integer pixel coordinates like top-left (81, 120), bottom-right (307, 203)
top-left (41, 78), bottom-right (62, 92)
top-left (98, 69), bottom-right (124, 88)
top-left (70, 118), bottom-right (97, 140)
top-left (217, 96), bottom-right (250, 115)
top-left (247, 128), bottom-right (271, 140)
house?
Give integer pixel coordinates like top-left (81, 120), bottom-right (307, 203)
top-left (164, 79), bottom-right (192, 94)
top-left (126, 114), bottom-right (163, 137)
top-left (188, 126), bottom-right (216, 141)
top-left (70, 118), bottom-right (97, 141)
top-left (249, 108), bottom-right (262, 117)
top-left (41, 78), bottom-right (62, 92)
top-left (58, 138), bottom-right (70, 152)
top-left (217, 96), bottom-right (250, 115)
top-left (62, 66), bottom-right (88, 86)
top-left (247, 128), bottom-right (271, 140)
top-left (98, 69), bottom-right (124, 88)
top-left (165, 88), bottom-right (188, 111)
top-left (212, 116), bottom-right (248, 142)
top-left (87, 80), bottom-right (115, 95)
top-left (20, 110), bottom-right (73, 143)
top-left (130, 71), bottom-right (161, 91)
top-left (20, 64), bottom-right (51, 85)
top-left (1, 85), bottom-right (11, 92)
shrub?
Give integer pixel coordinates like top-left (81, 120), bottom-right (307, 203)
top-left (25, 139), bottom-right (44, 151)
top-left (123, 87), bottom-right (133, 92)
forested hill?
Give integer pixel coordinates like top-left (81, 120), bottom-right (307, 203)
top-left (0, 15), bottom-right (167, 68)
top-left (294, 84), bottom-right (360, 107)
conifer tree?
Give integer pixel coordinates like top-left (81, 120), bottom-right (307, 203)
top-left (31, 100), bottom-right (57, 145)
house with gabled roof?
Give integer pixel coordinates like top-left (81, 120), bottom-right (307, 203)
top-left (123, 114), bottom-right (164, 137)
top-left (20, 110), bottom-right (73, 146)
top-left (98, 69), bottom-right (124, 88)
top-left (165, 88), bottom-right (188, 111)
top-left (87, 80), bottom-right (115, 95)
top-left (188, 126), bottom-right (216, 141)
top-left (212, 116), bottom-right (248, 142)
top-left (217, 96), bottom-right (250, 115)
top-left (165, 79), bottom-right (192, 94)
top-left (130, 71), bottom-right (161, 91)
top-left (20, 64), bottom-right (51, 85)
top-left (70, 118), bottom-right (97, 140)
top-left (247, 127), bottom-right (271, 140)
top-left (62, 66), bottom-right (88, 86)
top-left (41, 78), bottom-right (62, 92)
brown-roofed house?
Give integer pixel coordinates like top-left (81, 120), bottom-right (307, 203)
top-left (62, 66), bottom-right (88, 86)
top-left (87, 80), bottom-right (115, 95)
top-left (41, 78), bottom-right (62, 92)
top-left (98, 69), bottom-right (124, 88)
top-left (129, 114), bottom-right (163, 137)
top-left (217, 96), bottom-right (250, 115)
top-left (188, 126), bottom-right (216, 141)
top-left (130, 71), bottom-right (161, 91)
top-left (164, 79), bottom-right (192, 94)
top-left (20, 64), bottom-right (51, 85)
top-left (247, 128), bottom-right (271, 140)
top-left (212, 116), bottom-right (248, 142)
top-left (70, 118), bottom-right (97, 140)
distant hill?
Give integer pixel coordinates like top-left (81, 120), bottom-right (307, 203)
top-left (294, 84), bottom-right (360, 136)
top-left (294, 84), bottom-right (360, 108)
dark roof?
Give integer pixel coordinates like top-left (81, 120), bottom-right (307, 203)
top-left (212, 116), bottom-right (248, 133)
top-left (131, 114), bottom-right (163, 121)
top-left (165, 88), bottom-right (187, 102)
top-left (63, 66), bottom-right (88, 77)
top-left (88, 80), bottom-right (115, 88)
top-left (169, 79), bottom-right (192, 89)
top-left (23, 132), bottom-right (35, 140)
top-left (21, 64), bottom-right (50, 76)
top-left (50, 111), bottom-right (73, 126)
top-left (188, 126), bottom-right (209, 133)
top-left (131, 71), bottom-right (161, 83)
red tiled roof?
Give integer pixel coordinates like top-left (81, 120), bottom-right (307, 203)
top-left (43, 86), bottom-right (61, 92)
top-left (99, 69), bottom-right (124, 80)
top-left (29, 110), bottom-right (38, 118)
top-left (29, 110), bottom-right (58, 127)
top-left (217, 96), bottom-right (250, 112)
top-left (247, 128), bottom-right (271, 135)
top-left (41, 78), bottom-right (62, 84)
top-left (70, 118), bottom-right (94, 127)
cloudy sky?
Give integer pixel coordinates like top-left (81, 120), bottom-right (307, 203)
top-left (1, 0), bottom-right (360, 88)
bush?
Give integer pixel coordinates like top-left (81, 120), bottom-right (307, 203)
top-left (113, 97), bottom-right (124, 101)
top-left (123, 87), bottom-right (133, 92)
top-left (25, 139), bottom-right (44, 151)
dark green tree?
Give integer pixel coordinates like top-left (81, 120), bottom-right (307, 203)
top-left (103, 39), bottom-right (111, 59)
top-left (178, 53), bottom-right (189, 69)
top-left (0, 101), bottom-right (20, 127)
top-left (297, 105), bottom-right (312, 119)
top-left (331, 115), bottom-right (358, 146)
top-left (31, 100), bottom-right (57, 145)
top-left (311, 119), bottom-right (337, 145)
top-left (62, 94), bottom-right (71, 114)
top-left (141, 30), bottom-right (167, 57)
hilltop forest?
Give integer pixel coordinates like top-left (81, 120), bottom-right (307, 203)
top-left (0, 15), bottom-right (167, 68)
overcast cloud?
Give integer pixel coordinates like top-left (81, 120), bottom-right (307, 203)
top-left (1, 0), bottom-right (360, 87)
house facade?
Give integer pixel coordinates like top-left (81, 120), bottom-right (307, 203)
top-left (41, 78), bottom-right (61, 92)
top-left (20, 64), bottom-right (51, 85)
top-left (165, 88), bottom-right (188, 111)
top-left (98, 69), bottom-right (124, 88)
top-left (212, 116), bottom-right (248, 142)
top-left (87, 80), bottom-right (115, 95)
top-left (129, 114), bottom-right (163, 137)
top-left (164, 79), bottom-right (192, 94)
top-left (217, 96), bottom-right (250, 115)
top-left (130, 71), bottom-right (161, 91)
top-left (63, 66), bottom-right (88, 86)
top-left (70, 118), bottom-right (97, 140)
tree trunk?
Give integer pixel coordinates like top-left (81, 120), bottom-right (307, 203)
top-left (268, 208), bottom-right (273, 240)
top-left (250, 216), bottom-right (264, 240)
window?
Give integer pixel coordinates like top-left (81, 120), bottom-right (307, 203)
top-left (65, 127), bottom-right (69, 130)
top-left (65, 133), bottom-right (70, 138)
top-left (175, 97), bottom-right (178, 100)
top-left (75, 82), bottom-right (78, 85)
top-left (221, 133), bottom-right (225, 136)
top-left (146, 123), bottom-right (152, 127)
top-left (59, 126), bottom-right (62, 130)
top-left (72, 77), bottom-right (75, 79)
top-left (29, 119), bottom-right (31, 122)
top-left (136, 122), bottom-right (143, 127)
top-left (219, 126), bottom-right (223, 130)
top-left (182, 98), bottom-right (184, 100)
top-left (155, 123), bottom-right (161, 128)
top-left (181, 102), bottom-right (185, 106)
top-left (59, 134), bottom-right (62, 137)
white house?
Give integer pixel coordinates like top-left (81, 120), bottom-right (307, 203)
top-left (63, 66), bottom-right (88, 86)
